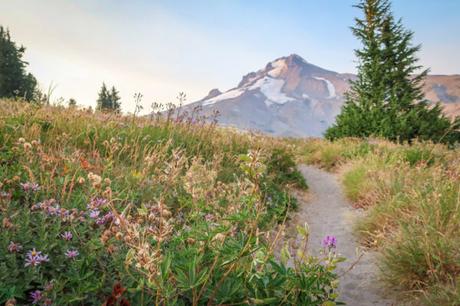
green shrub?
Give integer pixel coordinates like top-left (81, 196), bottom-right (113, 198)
top-left (266, 148), bottom-right (308, 189)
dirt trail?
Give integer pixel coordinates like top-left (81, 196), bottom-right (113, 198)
top-left (294, 165), bottom-right (395, 306)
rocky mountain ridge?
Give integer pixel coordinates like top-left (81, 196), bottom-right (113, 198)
top-left (185, 54), bottom-right (460, 137)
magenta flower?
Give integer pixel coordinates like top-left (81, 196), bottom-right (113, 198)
top-left (322, 235), bottom-right (337, 250)
top-left (89, 209), bottom-right (100, 219)
top-left (30, 290), bottom-right (42, 304)
top-left (95, 211), bottom-right (114, 225)
top-left (87, 197), bottom-right (107, 209)
top-left (20, 182), bottom-right (40, 192)
top-left (61, 231), bottom-right (73, 241)
top-left (25, 249), bottom-right (49, 267)
top-left (65, 249), bottom-right (79, 259)
top-left (7, 241), bottom-right (23, 253)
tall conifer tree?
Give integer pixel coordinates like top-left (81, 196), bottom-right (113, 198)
top-left (326, 0), bottom-right (459, 144)
top-left (0, 26), bottom-right (37, 101)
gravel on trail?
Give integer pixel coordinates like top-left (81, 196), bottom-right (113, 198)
top-left (293, 165), bottom-right (396, 306)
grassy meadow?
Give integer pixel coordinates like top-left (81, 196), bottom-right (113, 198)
top-left (1, 99), bottom-right (459, 305)
top-left (0, 100), bottom-right (339, 305)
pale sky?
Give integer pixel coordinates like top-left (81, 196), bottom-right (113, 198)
top-left (1, 0), bottom-right (459, 112)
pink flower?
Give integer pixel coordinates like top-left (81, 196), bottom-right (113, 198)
top-left (87, 197), bottom-right (107, 209)
top-left (65, 249), bottom-right (79, 259)
top-left (89, 209), bottom-right (100, 219)
top-left (20, 182), bottom-right (40, 192)
top-left (95, 212), bottom-right (114, 225)
top-left (61, 231), bottom-right (73, 241)
top-left (7, 241), bottom-right (23, 253)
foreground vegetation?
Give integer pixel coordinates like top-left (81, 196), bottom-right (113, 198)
top-left (2, 99), bottom-right (459, 305)
top-left (0, 100), bottom-right (341, 305)
top-left (295, 138), bottom-right (460, 305)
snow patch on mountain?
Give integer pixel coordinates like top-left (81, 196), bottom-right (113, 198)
top-left (313, 77), bottom-right (337, 99)
top-left (249, 76), bottom-right (295, 105)
top-left (202, 88), bottom-right (244, 106)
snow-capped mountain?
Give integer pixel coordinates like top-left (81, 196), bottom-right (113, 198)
top-left (184, 54), bottom-right (460, 137)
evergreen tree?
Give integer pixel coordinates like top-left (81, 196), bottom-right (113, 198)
top-left (0, 26), bottom-right (37, 101)
top-left (68, 98), bottom-right (77, 107)
top-left (96, 83), bottom-right (121, 113)
top-left (325, 0), bottom-right (459, 144)
top-left (109, 86), bottom-right (121, 112)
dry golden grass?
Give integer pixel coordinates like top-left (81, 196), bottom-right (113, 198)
top-left (295, 137), bottom-right (460, 305)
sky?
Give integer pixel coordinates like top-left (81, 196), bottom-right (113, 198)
top-left (1, 0), bottom-right (459, 112)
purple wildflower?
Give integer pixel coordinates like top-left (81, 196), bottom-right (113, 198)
top-left (26, 249), bottom-right (42, 258)
top-left (24, 249), bottom-right (49, 267)
top-left (8, 241), bottom-right (23, 253)
top-left (89, 209), bottom-right (100, 219)
top-left (37, 254), bottom-right (49, 263)
top-left (103, 211), bottom-right (114, 223)
top-left (25, 255), bottom-right (40, 267)
top-left (322, 235), bottom-right (337, 250)
top-left (20, 182), bottom-right (40, 192)
top-left (30, 290), bottom-right (42, 304)
top-left (95, 212), bottom-right (114, 225)
top-left (47, 204), bottom-right (62, 216)
top-left (87, 197), bottom-right (107, 209)
top-left (204, 214), bottom-right (215, 222)
top-left (61, 231), bottom-right (73, 241)
top-left (65, 249), bottom-right (79, 259)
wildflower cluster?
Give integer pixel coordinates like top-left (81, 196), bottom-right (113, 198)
top-left (24, 249), bottom-right (49, 267)
top-left (322, 235), bottom-right (337, 250)
top-left (0, 101), bottom-right (338, 305)
top-left (20, 182), bottom-right (40, 193)
top-left (32, 199), bottom-right (85, 222)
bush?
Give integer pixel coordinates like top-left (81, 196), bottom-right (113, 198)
top-left (266, 148), bottom-right (307, 189)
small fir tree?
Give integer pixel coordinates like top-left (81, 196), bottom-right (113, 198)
top-left (96, 83), bottom-right (121, 113)
top-left (68, 98), bottom-right (77, 107)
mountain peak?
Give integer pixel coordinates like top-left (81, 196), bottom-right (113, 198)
top-left (286, 53), bottom-right (308, 63)
top-left (185, 55), bottom-right (460, 137)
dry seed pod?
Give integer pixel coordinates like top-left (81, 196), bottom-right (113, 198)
top-left (23, 143), bottom-right (32, 150)
top-left (161, 209), bottom-right (172, 218)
